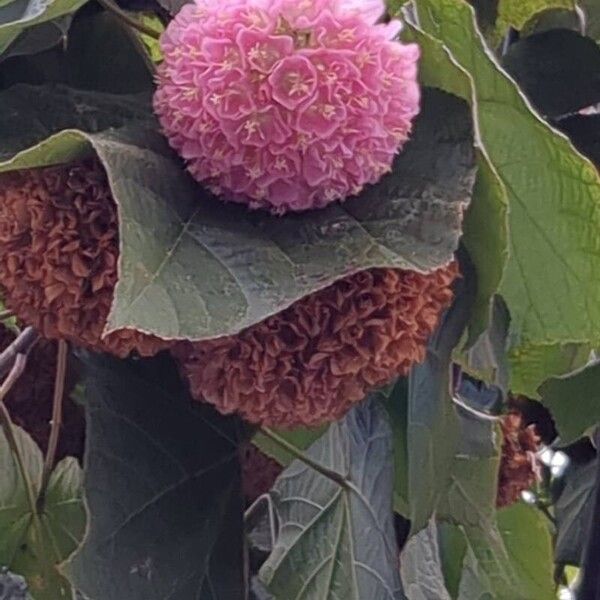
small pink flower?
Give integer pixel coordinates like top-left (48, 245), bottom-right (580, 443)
top-left (154, 0), bottom-right (420, 214)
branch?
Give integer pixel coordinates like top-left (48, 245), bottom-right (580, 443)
top-left (259, 427), bottom-right (349, 489)
top-left (0, 327), bottom-right (39, 379)
top-left (96, 0), bottom-right (162, 39)
top-left (37, 340), bottom-right (68, 512)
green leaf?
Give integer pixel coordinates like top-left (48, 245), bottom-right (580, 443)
top-left (554, 457), bottom-right (597, 565)
top-left (413, 0), bottom-right (600, 351)
top-left (253, 426), bottom-right (324, 467)
top-left (63, 353), bottom-right (247, 600)
top-left (509, 341), bottom-right (591, 398)
top-left (0, 84), bottom-right (474, 342)
top-left (502, 29), bottom-right (600, 117)
top-left (0, 426), bottom-right (85, 600)
top-left (437, 522), bottom-right (467, 599)
top-left (0, 16), bottom-right (71, 60)
top-left (259, 398), bottom-right (405, 600)
top-left (538, 360), bottom-right (600, 444)
top-left (406, 256), bottom-right (476, 532)
top-left (0, 0), bottom-right (87, 57)
top-left (496, 0), bottom-right (575, 36)
top-left (495, 504), bottom-right (555, 600)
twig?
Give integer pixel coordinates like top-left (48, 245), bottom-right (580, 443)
top-left (0, 327), bottom-right (39, 379)
top-left (96, 0), bottom-right (162, 39)
top-left (260, 427), bottom-right (349, 489)
top-left (37, 340), bottom-right (68, 512)
top-left (0, 309), bottom-right (14, 321)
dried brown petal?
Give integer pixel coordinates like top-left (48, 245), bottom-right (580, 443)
top-left (241, 444), bottom-right (282, 504)
top-left (0, 324), bottom-right (84, 462)
top-left (496, 411), bottom-right (541, 508)
top-left (174, 263), bottom-right (458, 427)
top-left (0, 160), bottom-right (171, 357)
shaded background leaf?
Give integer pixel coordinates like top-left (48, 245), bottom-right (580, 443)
top-left (64, 353), bottom-right (247, 600)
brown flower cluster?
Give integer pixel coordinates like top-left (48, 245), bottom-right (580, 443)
top-left (0, 324), bottom-right (84, 462)
top-left (174, 263), bottom-right (458, 427)
top-left (497, 411), bottom-right (541, 508)
top-left (242, 444), bottom-right (282, 504)
top-left (0, 159), bottom-right (170, 357)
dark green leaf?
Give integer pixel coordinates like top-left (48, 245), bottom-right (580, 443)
top-left (252, 427), bottom-right (324, 467)
top-left (0, 13), bottom-right (154, 92)
top-left (502, 29), bottom-right (600, 117)
top-left (0, 426), bottom-right (85, 600)
top-left (63, 353), bottom-right (247, 600)
top-left (0, 0), bottom-right (86, 57)
top-left (413, 0), bottom-right (600, 358)
top-left (437, 523), bottom-right (467, 599)
top-left (0, 84), bottom-right (474, 342)
top-left (557, 114), bottom-right (600, 167)
top-left (406, 255), bottom-right (476, 532)
top-left (0, 16), bottom-right (70, 60)
top-left (554, 457), bottom-right (596, 565)
top-left (539, 360), bottom-right (600, 444)
top-left (259, 398), bottom-right (404, 600)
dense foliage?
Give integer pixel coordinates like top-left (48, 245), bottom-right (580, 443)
top-left (0, 0), bottom-right (598, 598)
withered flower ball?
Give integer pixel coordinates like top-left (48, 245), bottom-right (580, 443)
top-left (497, 411), bottom-right (541, 508)
top-left (0, 159), bottom-right (171, 357)
top-left (0, 324), bottom-right (84, 462)
top-left (174, 263), bottom-right (458, 427)
top-left (242, 444), bottom-right (282, 504)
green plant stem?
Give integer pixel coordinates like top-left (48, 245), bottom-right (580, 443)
top-left (0, 309), bottom-right (14, 321)
top-left (96, 0), bottom-right (162, 39)
top-left (37, 340), bottom-right (68, 513)
top-left (260, 427), bottom-right (349, 489)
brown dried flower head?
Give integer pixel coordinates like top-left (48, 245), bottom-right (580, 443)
top-left (0, 159), bottom-right (171, 357)
top-left (174, 263), bottom-right (458, 428)
top-left (242, 444), bottom-right (282, 504)
top-left (497, 411), bottom-right (541, 508)
top-left (0, 324), bottom-right (84, 462)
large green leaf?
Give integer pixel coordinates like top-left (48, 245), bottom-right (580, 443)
top-left (0, 84), bottom-right (474, 342)
top-left (63, 354), bottom-right (247, 600)
top-left (538, 360), bottom-right (600, 444)
top-left (259, 398), bottom-right (404, 600)
top-left (0, 0), bottom-right (87, 57)
top-left (502, 28), bottom-right (600, 117)
top-left (413, 0), bottom-right (600, 352)
top-left (0, 425), bottom-right (85, 600)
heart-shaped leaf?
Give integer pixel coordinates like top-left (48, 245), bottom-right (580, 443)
top-left (0, 425), bottom-right (85, 600)
top-left (0, 84), bottom-right (474, 342)
top-left (259, 398), bottom-right (404, 600)
top-left (63, 353), bottom-right (248, 600)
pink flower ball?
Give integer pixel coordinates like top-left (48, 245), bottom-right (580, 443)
top-left (154, 0), bottom-right (420, 214)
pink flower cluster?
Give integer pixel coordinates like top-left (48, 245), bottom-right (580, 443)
top-left (154, 0), bottom-right (420, 213)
